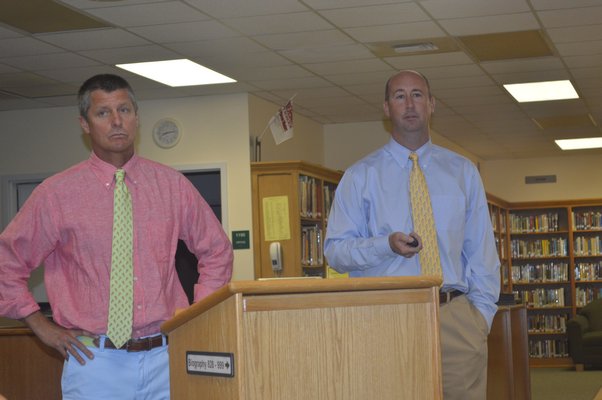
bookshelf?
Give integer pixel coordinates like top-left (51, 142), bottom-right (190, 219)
top-left (507, 205), bottom-right (572, 367)
top-left (572, 205), bottom-right (602, 308)
top-left (251, 161), bottom-right (342, 279)
top-left (484, 199), bottom-right (602, 367)
top-left (488, 194), bottom-right (510, 293)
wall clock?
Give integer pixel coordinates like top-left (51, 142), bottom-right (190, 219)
top-left (152, 118), bottom-right (181, 149)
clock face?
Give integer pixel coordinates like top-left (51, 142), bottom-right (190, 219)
top-left (153, 118), bottom-right (181, 148)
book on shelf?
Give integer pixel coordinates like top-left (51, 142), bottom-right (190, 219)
top-left (573, 235), bottom-right (602, 256)
top-left (515, 287), bottom-right (566, 308)
top-left (299, 175), bottom-right (321, 219)
top-left (512, 262), bottom-right (569, 283)
top-left (575, 287), bottom-right (602, 307)
top-left (527, 313), bottom-right (568, 334)
top-left (510, 237), bottom-right (568, 258)
top-left (529, 339), bottom-right (569, 358)
top-left (300, 225), bottom-right (323, 267)
top-left (510, 212), bottom-right (560, 233)
top-left (572, 210), bottom-right (602, 230)
top-left (574, 261), bottom-right (602, 280)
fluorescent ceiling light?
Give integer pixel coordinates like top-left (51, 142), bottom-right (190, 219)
top-left (504, 80), bottom-right (578, 103)
top-left (393, 42), bottom-right (438, 53)
top-left (116, 59), bottom-right (236, 87)
top-left (555, 137), bottom-right (602, 150)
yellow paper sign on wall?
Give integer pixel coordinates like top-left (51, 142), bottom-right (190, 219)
top-left (262, 196), bottom-right (291, 241)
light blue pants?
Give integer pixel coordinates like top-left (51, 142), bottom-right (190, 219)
top-left (61, 336), bottom-right (170, 400)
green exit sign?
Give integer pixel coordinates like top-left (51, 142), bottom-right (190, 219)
top-left (232, 230), bottom-right (250, 250)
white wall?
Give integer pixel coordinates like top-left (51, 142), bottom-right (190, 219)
top-left (480, 154), bottom-right (602, 202)
top-left (0, 93), bottom-right (255, 281)
top-left (323, 121), bottom-right (481, 171)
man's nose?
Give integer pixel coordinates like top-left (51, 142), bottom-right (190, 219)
top-left (111, 110), bottom-right (123, 126)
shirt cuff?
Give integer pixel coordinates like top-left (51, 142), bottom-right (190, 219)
top-left (373, 235), bottom-right (396, 258)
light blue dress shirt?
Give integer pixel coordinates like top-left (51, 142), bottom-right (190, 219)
top-left (324, 138), bottom-right (500, 328)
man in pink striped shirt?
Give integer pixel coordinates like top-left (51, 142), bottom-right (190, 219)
top-left (0, 74), bottom-right (234, 399)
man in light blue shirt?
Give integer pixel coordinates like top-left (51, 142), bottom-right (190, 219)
top-left (324, 70), bottom-right (500, 400)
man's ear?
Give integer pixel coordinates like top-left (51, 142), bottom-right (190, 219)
top-left (429, 96), bottom-right (436, 115)
top-left (383, 100), bottom-right (390, 118)
top-left (79, 116), bottom-right (90, 134)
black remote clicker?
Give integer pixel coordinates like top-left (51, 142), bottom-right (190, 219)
top-left (408, 237), bottom-right (419, 247)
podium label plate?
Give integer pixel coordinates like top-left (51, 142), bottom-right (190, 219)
top-left (186, 351), bottom-right (234, 377)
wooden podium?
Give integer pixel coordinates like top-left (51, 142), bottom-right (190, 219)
top-left (161, 276), bottom-right (443, 400)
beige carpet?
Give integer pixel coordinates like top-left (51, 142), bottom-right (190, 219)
top-left (530, 368), bottom-right (602, 400)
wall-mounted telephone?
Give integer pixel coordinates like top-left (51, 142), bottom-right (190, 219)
top-left (269, 242), bottom-right (283, 273)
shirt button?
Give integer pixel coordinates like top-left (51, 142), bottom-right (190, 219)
top-left (134, 276), bottom-right (138, 281)
top-left (137, 305), bottom-right (142, 310)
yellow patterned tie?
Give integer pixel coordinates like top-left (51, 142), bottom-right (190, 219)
top-left (107, 169), bottom-right (133, 348)
top-left (409, 153), bottom-right (442, 278)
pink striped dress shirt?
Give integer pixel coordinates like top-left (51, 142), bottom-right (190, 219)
top-left (0, 153), bottom-right (233, 338)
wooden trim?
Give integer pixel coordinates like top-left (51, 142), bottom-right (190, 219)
top-left (243, 288), bottom-right (433, 312)
top-left (251, 160), bottom-right (343, 182)
top-left (162, 276), bottom-right (442, 334)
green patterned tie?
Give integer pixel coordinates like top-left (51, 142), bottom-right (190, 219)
top-left (409, 153), bottom-right (442, 279)
top-left (107, 169), bottom-right (133, 348)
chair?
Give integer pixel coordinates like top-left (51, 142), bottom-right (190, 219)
top-left (567, 298), bottom-right (602, 371)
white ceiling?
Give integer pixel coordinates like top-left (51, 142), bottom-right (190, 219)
top-left (1, 0), bottom-right (602, 160)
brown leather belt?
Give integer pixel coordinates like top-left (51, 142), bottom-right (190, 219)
top-left (93, 335), bottom-right (166, 352)
top-left (439, 289), bottom-right (464, 304)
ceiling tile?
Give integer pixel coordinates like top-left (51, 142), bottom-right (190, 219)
top-left (318, 3), bottom-right (429, 27)
top-left (441, 13), bottom-right (539, 36)
top-left (36, 28), bottom-right (150, 51)
top-left (278, 43), bottom-right (374, 64)
top-left (325, 70), bottom-right (392, 86)
top-left (547, 25), bottom-right (602, 43)
top-left (80, 45), bottom-right (180, 64)
top-left (305, 58), bottom-right (392, 75)
top-left (84, 1), bottom-right (210, 27)
top-left (130, 20), bottom-right (239, 43)
top-left (530, 0), bottom-right (602, 10)
top-left (254, 30), bottom-right (353, 50)
top-left (222, 12), bottom-right (333, 36)
top-left (344, 21), bottom-right (445, 43)
top-left (185, 0), bottom-right (307, 18)
top-left (303, 0), bottom-right (411, 10)
top-left (384, 52), bottom-right (474, 69)
top-left (420, 0), bottom-right (531, 19)
top-left (248, 76), bottom-right (333, 91)
top-left (165, 37), bottom-right (268, 57)
top-left (537, 6), bottom-right (602, 27)
top-left (227, 65), bottom-right (314, 81)
top-left (2, 52), bottom-right (100, 71)
top-left (556, 40), bottom-right (602, 57)
top-left (0, 37), bottom-right (62, 57)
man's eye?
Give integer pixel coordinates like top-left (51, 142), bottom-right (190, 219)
top-left (97, 110), bottom-right (109, 117)
top-left (119, 107), bottom-right (131, 114)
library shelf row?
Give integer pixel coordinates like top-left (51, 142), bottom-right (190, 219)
top-left (488, 196), bottom-right (602, 367)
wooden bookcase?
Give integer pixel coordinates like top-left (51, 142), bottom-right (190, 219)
top-left (486, 199), bottom-right (602, 368)
top-left (251, 161), bottom-right (342, 279)
top-left (488, 194), bottom-right (511, 293)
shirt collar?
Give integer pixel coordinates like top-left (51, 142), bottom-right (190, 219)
top-left (88, 152), bottom-right (140, 189)
top-left (385, 138), bottom-right (434, 169)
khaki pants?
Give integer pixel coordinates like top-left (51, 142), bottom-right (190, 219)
top-left (440, 295), bottom-right (489, 400)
